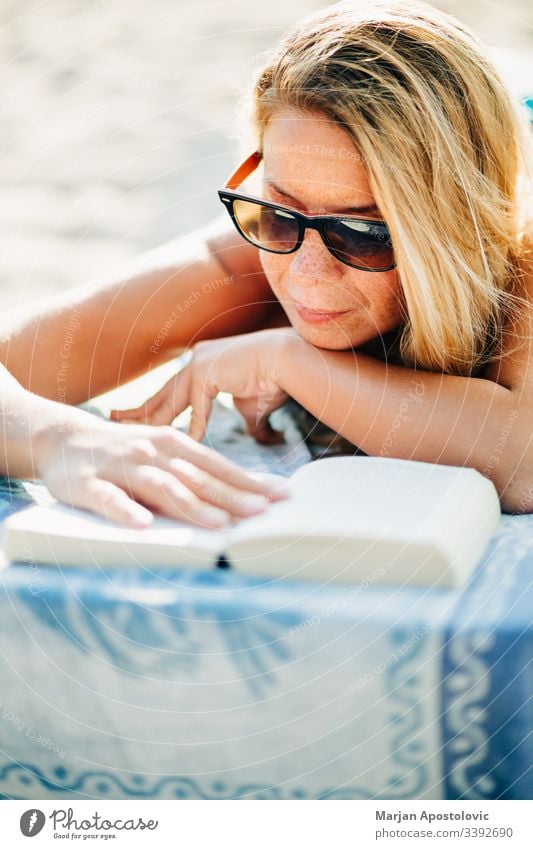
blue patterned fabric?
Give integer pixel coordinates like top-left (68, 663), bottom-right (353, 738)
top-left (0, 401), bottom-right (531, 800)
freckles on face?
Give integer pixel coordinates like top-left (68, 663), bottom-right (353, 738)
top-left (259, 109), bottom-right (404, 350)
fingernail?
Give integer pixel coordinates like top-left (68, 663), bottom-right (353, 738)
top-left (254, 474), bottom-right (291, 498)
top-left (239, 494), bottom-right (269, 514)
top-left (200, 506), bottom-right (230, 527)
top-left (265, 479), bottom-right (291, 498)
top-left (128, 504), bottom-right (153, 527)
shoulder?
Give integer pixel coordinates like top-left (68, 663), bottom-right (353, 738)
top-left (506, 214), bottom-right (533, 312)
top-left (204, 214), bottom-right (267, 285)
top-left (515, 188), bottom-right (533, 276)
top-left (480, 216), bottom-right (533, 389)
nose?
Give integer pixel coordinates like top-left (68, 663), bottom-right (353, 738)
top-left (288, 228), bottom-right (344, 286)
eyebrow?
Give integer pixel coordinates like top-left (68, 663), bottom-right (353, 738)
top-left (264, 179), bottom-right (380, 215)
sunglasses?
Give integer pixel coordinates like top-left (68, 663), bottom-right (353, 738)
top-left (218, 151), bottom-right (395, 273)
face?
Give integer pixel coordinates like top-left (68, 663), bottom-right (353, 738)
top-left (259, 109), bottom-right (404, 350)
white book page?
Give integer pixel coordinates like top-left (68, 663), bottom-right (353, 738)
top-left (225, 456), bottom-right (371, 545)
top-left (6, 502), bottom-right (229, 559)
top-left (225, 455), bottom-right (495, 548)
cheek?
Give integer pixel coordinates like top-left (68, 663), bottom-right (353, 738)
top-left (259, 252), bottom-right (286, 297)
top-left (260, 253), bottom-right (404, 347)
top-left (262, 252), bottom-right (402, 314)
top-left (364, 270), bottom-right (404, 318)
top-left (380, 272), bottom-right (406, 327)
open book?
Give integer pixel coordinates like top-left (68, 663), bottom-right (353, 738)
top-left (2, 456), bottom-right (500, 588)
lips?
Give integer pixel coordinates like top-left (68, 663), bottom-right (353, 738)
top-left (292, 301), bottom-right (353, 324)
top-left (292, 299), bottom-right (350, 314)
top-left (298, 306), bottom-right (349, 315)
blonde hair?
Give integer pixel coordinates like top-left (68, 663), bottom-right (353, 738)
top-left (248, 0), bottom-right (533, 375)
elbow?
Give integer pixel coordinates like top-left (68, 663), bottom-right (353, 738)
top-left (496, 468), bottom-right (533, 514)
top-left (484, 407), bottom-right (533, 514)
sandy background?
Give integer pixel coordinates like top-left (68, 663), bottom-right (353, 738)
top-left (0, 0), bottom-right (531, 311)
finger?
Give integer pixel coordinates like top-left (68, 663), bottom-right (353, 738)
top-left (166, 458), bottom-right (271, 518)
top-left (188, 382), bottom-right (214, 443)
top-left (157, 431), bottom-right (290, 502)
top-left (141, 370), bottom-right (197, 427)
top-left (78, 477), bottom-right (154, 528)
top-left (247, 417), bottom-right (286, 445)
top-left (149, 366), bottom-right (194, 426)
top-left (110, 385), bottom-right (168, 421)
top-left (138, 400), bottom-right (178, 427)
top-left (229, 411), bottom-right (283, 444)
top-left (126, 465), bottom-right (231, 529)
top-left (110, 370), bottom-right (192, 426)
top-left (233, 397), bottom-right (285, 445)
top-left (110, 406), bottom-right (153, 424)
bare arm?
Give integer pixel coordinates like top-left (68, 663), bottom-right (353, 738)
top-left (276, 341), bottom-right (529, 510)
top-left (0, 360), bottom-right (289, 527)
top-left (120, 231), bottom-right (533, 511)
top-left (0, 361), bottom-right (100, 480)
top-left (275, 246), bottom-right (533, 512)
top-left (0, 216), bottom-right (279, 405)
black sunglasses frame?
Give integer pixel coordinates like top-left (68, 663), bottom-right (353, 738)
top-left (218, 190), bottom-right (396, 273)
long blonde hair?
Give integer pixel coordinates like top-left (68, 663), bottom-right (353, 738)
top-left (248, 0), bottom-right (533, 375)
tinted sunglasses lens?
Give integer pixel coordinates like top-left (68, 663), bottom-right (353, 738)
top-left (233, 199), bottom-right (299, 253)
top-left (325, 218), bottom-right (394, 269)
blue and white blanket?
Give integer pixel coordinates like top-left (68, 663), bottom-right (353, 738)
top-left (0, 400), bottom-right (531, 800)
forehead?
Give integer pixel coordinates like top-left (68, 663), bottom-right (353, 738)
top-left (261, 109), bottom-right (375, 208)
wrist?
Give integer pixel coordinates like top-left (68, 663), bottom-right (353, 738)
top-left (267, 327), bottom-right (311, 394)
top-left (262, 327), bottom-right (308, 391)
top-left (32, 398), bottom-right (110, 479)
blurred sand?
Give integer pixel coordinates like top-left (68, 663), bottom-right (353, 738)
top-left (0, 0), bottom-right (531, 310)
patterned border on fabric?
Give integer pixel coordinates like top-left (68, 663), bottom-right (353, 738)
top-left (442, 516), bottom-right (533, 799)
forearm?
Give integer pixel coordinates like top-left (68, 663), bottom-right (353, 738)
top-left (0, 363), bottom-right (105, 480)
top-left (277, 335), bottom-right (532, 511)
top-left (0, 219), bottom-right (274, 406)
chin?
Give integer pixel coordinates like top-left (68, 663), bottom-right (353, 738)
top-left (293, 323), bottom-right (359, 351)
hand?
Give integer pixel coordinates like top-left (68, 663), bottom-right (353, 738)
top-left (34, 418), bottom-right (289, 529)
top-left (110, 329), bottom-right (297, 444)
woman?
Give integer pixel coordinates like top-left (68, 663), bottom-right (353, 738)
top-left (2, 0), bottom-right (532, 521)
